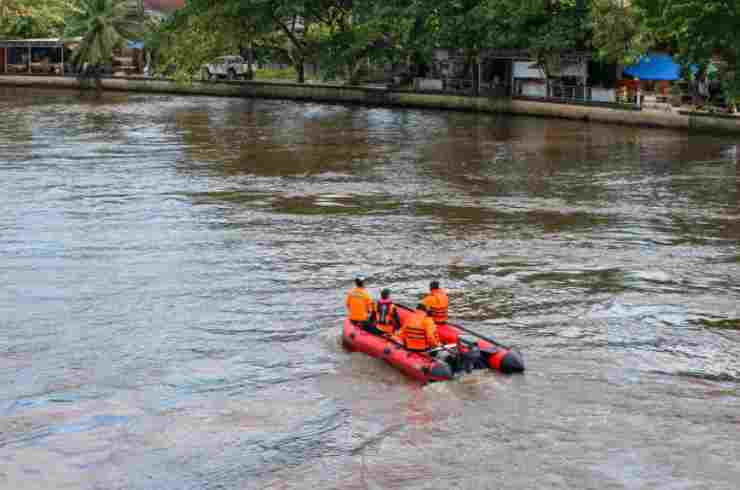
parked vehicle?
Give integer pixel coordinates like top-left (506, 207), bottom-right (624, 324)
top-left (201, 56), bottom-right (251, 81)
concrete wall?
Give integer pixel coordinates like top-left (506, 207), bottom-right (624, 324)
top-left (591, 87), bottom-right (616, 103)
top-left (2, 75), bottom-right (739, 134)
top-left (520, 81), bottom-right (548, 98)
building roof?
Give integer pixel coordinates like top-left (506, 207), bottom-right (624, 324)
top-left (0, 38), bottom-right (80, 48)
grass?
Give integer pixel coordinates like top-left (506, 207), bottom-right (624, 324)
top-left (254, 67), bottom-right (299, 81)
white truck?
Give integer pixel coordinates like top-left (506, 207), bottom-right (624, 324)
top-left (202, 56), bottom-right (252, 81)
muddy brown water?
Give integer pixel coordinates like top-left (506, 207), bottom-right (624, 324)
top-left (1, 87), bottom-right (739, 489)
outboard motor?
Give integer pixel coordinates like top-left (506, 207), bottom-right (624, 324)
top-left (429, 359), bottom-right (454, 380)
top-left (457, 335), bottom-right (481, 374)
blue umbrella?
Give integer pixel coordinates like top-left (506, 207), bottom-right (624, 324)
top-left (623, 53), bottom-right (682, 81)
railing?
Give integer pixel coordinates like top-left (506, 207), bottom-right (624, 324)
top-left (547, 82), bottom-right (586, 101)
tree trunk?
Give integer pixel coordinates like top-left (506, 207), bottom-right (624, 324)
top-left (472, 59), bottom-right (480, 97)
top-left (297, 61), bottom-right (305, 83)
top-left (246, 43), bottom-right (255, 81)
top-left (349, 58), bottom-right (364, 85)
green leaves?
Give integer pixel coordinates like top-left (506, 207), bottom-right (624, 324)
top-left (633, 0), bottom-right (740, 101)
top-left (139, 0), bottom-right (740, 102)
top-left (64, 0), bottom-right (147, 70)
top-left (0, 0), bottom-right (77, 38)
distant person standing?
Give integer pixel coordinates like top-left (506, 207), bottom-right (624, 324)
top-left (421, 280), bottom-right (449, 325)
top-left (346, 276), bottom-right (376, 331)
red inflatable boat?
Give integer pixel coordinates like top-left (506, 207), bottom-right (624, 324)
top-left (342, 304), bottom-right (524, 383)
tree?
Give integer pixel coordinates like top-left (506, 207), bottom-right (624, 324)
top-left (64, 0), bottom-right (147, 75)
top-left (314, 0), bottom-right (401, 84)
top-left (251, 0), bottom-right (326, 83)
top-left (150, 3), bottom-right (242, 82)
top-left (429, 0), bottom-right (582, 94)
top-left (521, 0), bottom-right (586, 79)
top-left (589, 0), bottom-right (647, 65)
top-left (150, 0), bottom-right (283, 83)
top-left (158, 0), bottom-right (326, 84)
top-left (0, 0), bottom-right (77, 38)
top-left (659, 0), bottom-right (740, 103)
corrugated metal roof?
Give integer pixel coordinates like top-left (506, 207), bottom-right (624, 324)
top-left (0, 38), bottom-right (80, 48)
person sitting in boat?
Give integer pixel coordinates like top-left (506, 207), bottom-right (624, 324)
top-left (421, 280), bottom-right (449, 325)
top-left (376, 288), bottom-right (401, 335)
top-left (398, 304), bottom-right (441, 351)
top-left (346, 276), bottom-right (376, 332)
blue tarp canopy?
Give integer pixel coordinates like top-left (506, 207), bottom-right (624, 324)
top-left (623, 53), bottom-right (682, 81)
top-left (127, 41), bottom-right (144, 49)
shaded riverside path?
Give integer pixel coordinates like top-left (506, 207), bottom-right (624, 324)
top-left (0, 86), bottom-right (739, 489)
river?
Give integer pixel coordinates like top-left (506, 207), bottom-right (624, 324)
top-left (1, 87), bottom-right (739, 489)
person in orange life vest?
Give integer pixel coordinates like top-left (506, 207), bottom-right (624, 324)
top-left (346, 276), bottom-right (376, 331)
top-left (421, 280), bottom-right (449, 325)
top-left (397, 304), bottom-right (441, 351)
top-left (375, 288), bottom-right (400, 334)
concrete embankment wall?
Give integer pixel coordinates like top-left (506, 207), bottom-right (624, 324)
top-left (3, 75), bottom-right (740, 134)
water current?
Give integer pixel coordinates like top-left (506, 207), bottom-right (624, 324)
top-left (1, 87), bottom-right (739, 489)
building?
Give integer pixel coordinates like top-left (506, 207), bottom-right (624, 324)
top-left (0, 39), bottom-right (73, 75)
top-left (427, 49), bottom-right (594, 100)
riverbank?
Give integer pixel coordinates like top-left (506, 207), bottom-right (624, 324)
top-left (3, 74), bottom-right (740, 134)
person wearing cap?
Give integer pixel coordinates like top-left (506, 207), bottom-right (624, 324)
top-left (397, 304), bottom-right (440, 351)
top-left (375, 288), bottom-right (400, 335)
top-left (346, 276), bottom-right (375, 331)
top-left (421, 280), bottom-right (449, 324)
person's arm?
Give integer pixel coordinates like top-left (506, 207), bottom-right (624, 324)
top-left (426, 320), bottom-right (441, 347)
top-left (365, 294), bottom-right (376, 321)
top-left (421, 295), bottom-right (432, 309)
top-left (392, 308), bottom-right (401, 331)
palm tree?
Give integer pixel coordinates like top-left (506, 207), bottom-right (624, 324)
top-left (65, 0), bottom-right (146, 76)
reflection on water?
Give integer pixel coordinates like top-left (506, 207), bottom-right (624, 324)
top-left (0, 87), bottom-right (739, 489)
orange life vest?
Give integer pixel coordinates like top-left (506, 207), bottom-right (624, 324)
top-left (401, 311), bottom-right (440, 351)
top-left (376, 299), bottom-right (397, 334)
top-left (422, 289), bottom-right (449, 324)
top-left (346, 287), bottom-right (373, 322)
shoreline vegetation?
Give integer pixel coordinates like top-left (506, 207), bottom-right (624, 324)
top-left (2, 2), bottom-right (739, 105)
top-left (3, 74), bottom-right (740, 135)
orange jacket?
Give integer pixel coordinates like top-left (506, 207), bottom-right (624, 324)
top-left (398, 311), bottom-right (440, 350)
top-left (422, 288), bottom-right (449, 324)
top-left (346, 287), bottom-right (374, 322)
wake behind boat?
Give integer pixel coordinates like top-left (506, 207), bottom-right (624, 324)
top-left (342, 304), bottom-right (525, 384)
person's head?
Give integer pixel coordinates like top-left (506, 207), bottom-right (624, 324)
top-left (381, 288), bottom-right (391, 299)
top-left (355, 276), bottom-right (365, 288)
top-left (416, 303), bottom-right (427, 313)
top-left (429, 280), bottom-right (440, 291)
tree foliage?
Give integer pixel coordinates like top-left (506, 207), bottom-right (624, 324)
top-left (664, 0), bottom-right (740, 101)
top-left (588, 0), bottom-right (651, 65)
top-left (47, 0), bottom-right (735, 103)
top-left (0, 0), bottom-right (77, 38)
top-left (64, 0), bottom-right (147, 70)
